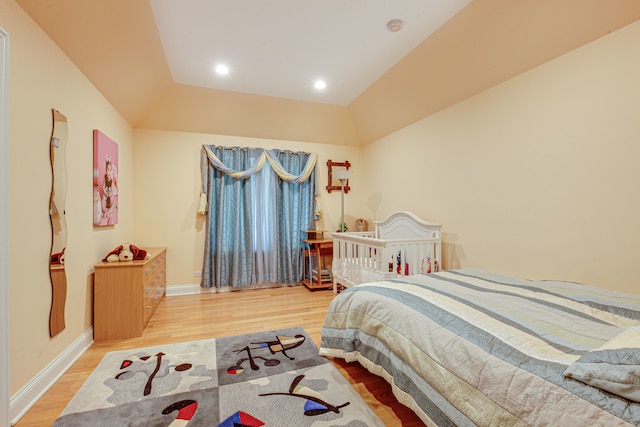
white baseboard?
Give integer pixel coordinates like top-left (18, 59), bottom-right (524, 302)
top-left (166, 282), bottom-right (302, 297)
top-left (166, 283), bottom-right (213, 297)
top-left (10, 327), bottom-right (94, 425)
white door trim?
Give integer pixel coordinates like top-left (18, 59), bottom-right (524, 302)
top-left (0, 26), bottom-right (10, 427)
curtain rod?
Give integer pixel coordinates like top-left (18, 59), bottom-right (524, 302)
top-left (210, 145), bottom-right (308, 155)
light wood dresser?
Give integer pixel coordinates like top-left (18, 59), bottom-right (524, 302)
top-left (93, 247), bottom-right (166, 341)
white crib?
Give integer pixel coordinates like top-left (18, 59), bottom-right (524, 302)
top-left (331, 211), bottom-right (442, 293)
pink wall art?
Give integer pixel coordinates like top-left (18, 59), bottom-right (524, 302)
top-left (93, 130), bottom-right (118, 226)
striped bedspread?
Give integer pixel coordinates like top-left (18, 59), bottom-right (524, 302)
top-left (319, 269), bottom-right (640, 426)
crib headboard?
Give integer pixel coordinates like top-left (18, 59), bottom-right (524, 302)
top-left (375, 211), bottom-right (441, 240)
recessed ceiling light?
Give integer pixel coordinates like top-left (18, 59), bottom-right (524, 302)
top-left (314, 80), bottom-right (327, 90)
top-left (215, 64), bottom-right (229, 75)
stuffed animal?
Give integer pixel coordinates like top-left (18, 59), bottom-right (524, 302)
top-left (106, 253), bottom-right (119, 263)
top-left (118, 243), bottom-right (134, 261)
top-left (51, 248), bottom-right (65, 265)
top-left (103, 243), bottom-right (150, 262)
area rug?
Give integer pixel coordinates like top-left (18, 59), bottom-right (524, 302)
top-left (53, 326), bottom-right (384, 426)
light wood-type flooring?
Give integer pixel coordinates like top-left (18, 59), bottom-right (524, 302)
top-left (14, 285), bottom-right (425, 426)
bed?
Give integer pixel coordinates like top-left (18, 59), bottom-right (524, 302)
top-left (330, 211), bottom-right (442, 293)
top-left (320, 268), bottom-right (640, 426)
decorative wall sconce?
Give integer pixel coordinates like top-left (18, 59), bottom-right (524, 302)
top-left (326, 160), bottom-right (351, 193)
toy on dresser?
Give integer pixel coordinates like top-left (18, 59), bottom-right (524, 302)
top-left (102, 243), bottom-right (151, 262)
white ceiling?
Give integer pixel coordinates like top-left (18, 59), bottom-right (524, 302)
top-left (150, 0), bottom-right (471, 105)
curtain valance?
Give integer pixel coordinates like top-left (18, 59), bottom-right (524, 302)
top-left (198, 145), bottom-right (318, 215)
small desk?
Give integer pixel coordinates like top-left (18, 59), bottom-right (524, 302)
top-left (302, 232), bottom-right (333, 290)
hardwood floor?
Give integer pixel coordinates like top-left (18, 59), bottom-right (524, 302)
top-left (15, 285), bottom-right (426, 426)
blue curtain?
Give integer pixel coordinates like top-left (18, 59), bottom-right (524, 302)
top-left (273, 150), bottom-right (315, 283)
top-left (202, 147), bottom-right (255, 288)
top-left (201, 146), bottom-right (316, 288)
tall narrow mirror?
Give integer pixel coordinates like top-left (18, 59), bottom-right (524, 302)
top-left (49, 109), bottom-right (67, 337)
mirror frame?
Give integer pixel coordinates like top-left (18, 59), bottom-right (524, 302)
top-left (326, 160), bottom-right (351, 193)
top-left (49, 109), bottom-right (67, 337)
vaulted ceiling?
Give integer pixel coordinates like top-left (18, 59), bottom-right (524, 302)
top-left (17, 0), bottom-right (640, 146)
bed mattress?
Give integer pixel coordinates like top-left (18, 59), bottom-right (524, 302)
top-left (320, 269), bottom-right (640, 426)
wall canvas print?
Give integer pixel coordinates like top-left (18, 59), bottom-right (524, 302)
top-left (93, 130), bottom-right (118, 226)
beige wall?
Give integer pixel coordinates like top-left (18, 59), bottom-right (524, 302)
top-left (4, 0), bottom-right (134, 396)
top-left (362, 21), bottom-right (640, 292)
top-left (132, 129), bottom-right (364, 286)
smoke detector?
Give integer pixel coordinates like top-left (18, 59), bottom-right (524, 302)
top-left (387, 19), bottom-right (403, 32)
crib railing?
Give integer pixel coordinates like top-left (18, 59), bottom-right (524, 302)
top-left (331, 231), bottom-right (441, 292)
